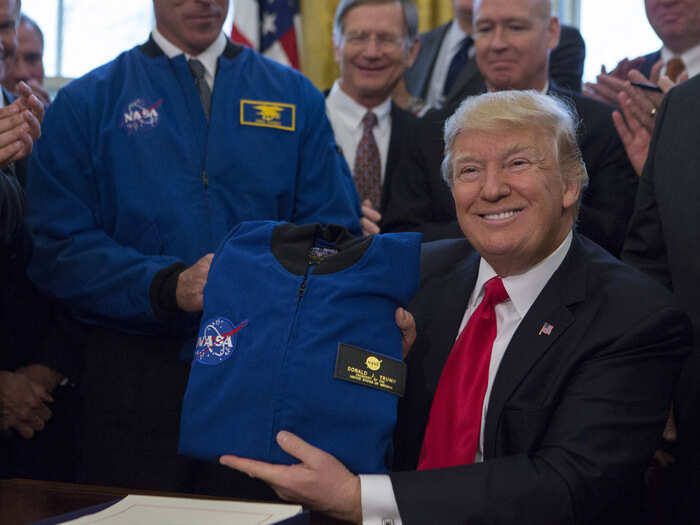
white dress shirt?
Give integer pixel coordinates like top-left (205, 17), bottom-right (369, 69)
top-left (152, 26), bottom-right (227, 91)
top-left (360, 232), bottom-right (573, 524)
top-left (424, 20), bottom-right (474, 110)
top-left (660, 42), bottom-right (700, 79)
top-left (325, 81), bottom-right (392, 183)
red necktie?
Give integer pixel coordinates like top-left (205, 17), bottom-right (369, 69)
top-left (353, 111), bottom-right (381, 209)
top-left (418, 276), bottom-right (510, 469)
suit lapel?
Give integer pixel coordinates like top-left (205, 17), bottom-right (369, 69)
top-left (423, 254), bottom-right (480, 395)
top-left (483, 237), bottom-right (587, 457)
top-left (382, 103), bottom-right (404, 213)
top-left (444, 59), bottom-right (484, 108)
top-left (409, 23), bottom-right (450, 99)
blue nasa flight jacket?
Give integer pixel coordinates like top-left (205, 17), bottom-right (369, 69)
top-left (179, 221), bottom-right (421, 474)
top-left (26, 37), bottom-right (360, 334)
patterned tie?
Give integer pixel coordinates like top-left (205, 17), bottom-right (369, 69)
top-left (443, 36), bottom-right (473, 96)
top-left (418, 277), bottom-right (510, 469)
top-left (188, 58), bottom-right (212, 119)
top-left (353, 111), bottom-right (382, 208)
top-left (665, 57), bottom-right (686, 82)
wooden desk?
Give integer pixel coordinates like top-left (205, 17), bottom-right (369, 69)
top-left (0, 478), bottom-right (347, 524)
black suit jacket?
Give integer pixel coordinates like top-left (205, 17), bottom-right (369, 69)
top-left (404, 22), bottom-right (585, 109)
top-left (0, 86), bottom-right (76, 377)
top-left (639, 49), bottom-right (662, 78)
top-left (622, 75), bottom-right (700, 524)
top-left (382, 84), bottom-right (639, 256)
top-left (379, 103), bottom-right (423, 218)
top-left (390, 235), bottom-right (690, 525)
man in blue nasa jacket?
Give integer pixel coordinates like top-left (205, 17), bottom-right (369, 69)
top-left (25, 0), bottom-right (361, 492)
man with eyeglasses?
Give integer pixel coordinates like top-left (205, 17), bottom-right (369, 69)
top-left (326, 0), bottom-right (421, 236)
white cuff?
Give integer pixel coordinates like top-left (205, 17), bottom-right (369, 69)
top-left (359, 474), bottom-right (403, 525)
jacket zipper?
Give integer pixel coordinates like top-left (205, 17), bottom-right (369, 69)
top-left (269, 262), bottom-right (316, 459)
top-left (290, 261), bottom-right (315, 340)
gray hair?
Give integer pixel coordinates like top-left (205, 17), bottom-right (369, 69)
top-left (333, 0), bottom-right (418, 46)
top-left (474, 0), bottom-right (552, 21)
top-left (441, 90), bottom-right (588, 208)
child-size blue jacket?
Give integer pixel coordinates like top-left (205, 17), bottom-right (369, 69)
top-left (179, 221), bottom-right (421, 474)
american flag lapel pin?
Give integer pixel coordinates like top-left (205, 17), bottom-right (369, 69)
top-left (538, 322), bottom-right (554, 336)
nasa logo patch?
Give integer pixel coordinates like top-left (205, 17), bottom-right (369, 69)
top-left (120, 98), bottom-right (162, 135)
top-left (195, 317), bottom-right (248, 366)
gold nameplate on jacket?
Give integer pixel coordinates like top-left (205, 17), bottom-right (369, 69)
top-left (334, 343), bottom-right (406, 397)
top-left (240, 99), bottom-right (296, 131)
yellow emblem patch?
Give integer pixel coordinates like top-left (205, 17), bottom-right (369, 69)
top-left (240, 99), bottom-right (296, 131)
top-left (365, 356), bottom-right (382, 371)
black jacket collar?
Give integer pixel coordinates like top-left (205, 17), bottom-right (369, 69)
top-left (138, 35), bottom-right (243, 60)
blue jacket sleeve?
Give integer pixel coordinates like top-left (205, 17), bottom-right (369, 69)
top-left (25, 89), bottom-right (183, 333)
top-left (292, 82), bottom-right (361, 235)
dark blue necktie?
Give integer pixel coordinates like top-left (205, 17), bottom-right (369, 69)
top-left (443, 36), bottom-right (473, 96)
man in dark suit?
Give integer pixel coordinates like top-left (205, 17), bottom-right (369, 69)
top-left (0, 0), bottom-right (48, 436)
top-left (383, 0), bottom-right (638, 258)
top-left (0, 40), bottom-right (52, 479)
top-left (623, 75), bottom-right (700, 525)
top-left (584, 0), bottom-right (700, 108)
top-left (326, 0), bottom-right (423, 236)
top-left (0, 0), bottom-right (73, 479)
top-left (219, 90), bottom-right (690, 525)
top-left (404, 0), bottom-right (584, 112)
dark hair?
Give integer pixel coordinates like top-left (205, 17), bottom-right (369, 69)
top-left (19, 13), bottom-right (43, 49)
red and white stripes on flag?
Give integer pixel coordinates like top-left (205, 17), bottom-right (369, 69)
top-left (231, 0), bottom-right (301, 70)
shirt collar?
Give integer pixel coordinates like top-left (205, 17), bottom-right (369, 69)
top-left (471, 231), bottom-right (572, 318)
top-left (328, 80), bottom-right (392, 128)
top-left (446, 19), bottom-right (468, 53)
top-left (151, 26), bottom-right (227, 81)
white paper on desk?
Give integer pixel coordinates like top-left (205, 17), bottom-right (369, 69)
top-left (61, 494), bottom-right (303, 524)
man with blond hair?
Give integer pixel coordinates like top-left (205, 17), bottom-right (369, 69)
top-left (219, 91), bottom-right (691, 524)
top-left (384, 0), bottom-right (637, 258)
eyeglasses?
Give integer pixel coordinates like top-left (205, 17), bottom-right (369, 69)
top-left (343, 31), bottom-right (406, 51)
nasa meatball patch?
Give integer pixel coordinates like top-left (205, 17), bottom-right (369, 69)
top-left (195, 317), bottom-right (248, 366)
top-left (334, 343), bottom-right (406, 397)
top-left (120, 98), bottom-right (162, 135)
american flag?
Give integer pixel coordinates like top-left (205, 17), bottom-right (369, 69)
top-left (231, 0), bottom-right (301, 70)
top-left (538, 322), bottom-right (554, 336)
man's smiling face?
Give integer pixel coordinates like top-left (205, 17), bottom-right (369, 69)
top-left (450, 125), bottom-right (579, 276)
top-left (335, 1), bottom-right (417, 108)
top-left (473, 0), bottom-right (559, 92)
